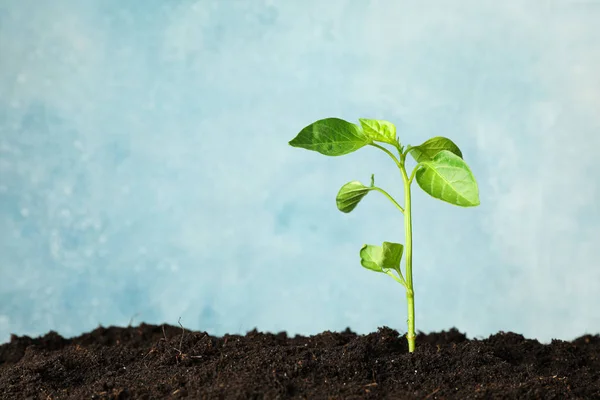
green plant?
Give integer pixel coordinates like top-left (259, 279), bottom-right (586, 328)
top-left (288, 117), bottom-right (480, 353)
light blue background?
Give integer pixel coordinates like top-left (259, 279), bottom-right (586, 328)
top-left (1, 0), bottom-right (599, 344)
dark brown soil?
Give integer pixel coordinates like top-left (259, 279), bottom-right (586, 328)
top-left (1, 323), bottom-right (598, 399)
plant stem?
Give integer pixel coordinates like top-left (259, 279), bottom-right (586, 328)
top-left (400, 162), bottom-right (416, 353)
top-left (373, 141), bottom-right (416, 352)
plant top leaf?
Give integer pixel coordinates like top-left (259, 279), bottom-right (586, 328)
top-left (358, 119), bottom-right (397, 145)
top-left (415, 150), bottom-right (480, 207)
top-left (336, 180), bottom-right (374, 213)
top-left (409, 137), bottom-right (463, 163)
top-left (360, 241), bottom-right (404, 273)
top-left (289, 117), bottom-right (370, 156)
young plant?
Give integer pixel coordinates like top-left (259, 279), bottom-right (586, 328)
top-left (288, 118), bottom-right (480, 353)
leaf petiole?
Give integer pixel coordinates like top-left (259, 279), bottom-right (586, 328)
top-left (371, 187), bottom-right (404, 214)
top-left (369, 142), bottom-right (403, 170)
top-left (408, 164), bottom-right (422, 186)
top-left (384, 269), bottom-right (407, 287)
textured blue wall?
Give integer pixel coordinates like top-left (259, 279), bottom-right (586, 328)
top-left (1, 0), bottom-right (599, 344)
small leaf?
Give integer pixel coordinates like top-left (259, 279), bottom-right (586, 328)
top-left (336, 180), bottom-right (373, 213)
top-left (410, 137), bottom-right (463, 163)
top-left (415, 150), bottom-right (480, 207)
top-left (359, 242), bottom-right (404, 273)
top-left (289, 118), bottom-right (371, 156)
top-left (358, 119), bottom-right (397, 145)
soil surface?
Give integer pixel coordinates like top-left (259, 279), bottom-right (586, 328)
top-left (1, 323), bottom-right (598, 399)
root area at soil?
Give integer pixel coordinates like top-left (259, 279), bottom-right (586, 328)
top-left (1, 324), bottom-right (599, 399)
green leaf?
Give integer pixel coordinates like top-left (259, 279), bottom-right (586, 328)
top-left (359, 242), bottom-right (404, 273)
top-left (409, 137), bottom-right (463, 163)
top-left (358, 119), bottom-right (397, 145)
top-left (289, 118), bottom-right (370, 156)
top-left (336, 180), bottom-right (373, 213)
top-left (415, 150), bottom-right (480, 207)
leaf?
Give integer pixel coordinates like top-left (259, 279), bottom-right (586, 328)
top-left (358, 119), bottom-right (397, 145)
top-left (336, 180), bottom-right (373, 213)
top-left (409, 137), bottom-right (463, 163)
top-left (415, 150), bottom-right (480, 207)
top-left (359, 242), bottom-right (404, 273)
top-left (289, 118), bottom-right (371, 156)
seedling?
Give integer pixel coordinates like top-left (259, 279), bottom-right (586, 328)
top-left (288, 118), bottom-right (480, 352)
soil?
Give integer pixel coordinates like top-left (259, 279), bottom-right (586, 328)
top-left (0, 323), bottom-right (598, 399)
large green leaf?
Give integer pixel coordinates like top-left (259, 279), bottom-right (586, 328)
top-left (289, 118), bottom-right (370, 156)
top-left (409, 137), bottom-right (463, 163)
top-left (358, 119), bottom-right (397, 145)
top-left (336, 180), bottom-right (374, 213)
top-left (415, 150), bottom-right (480, 207)
top-left (359, 242), bottom-right (404, 273)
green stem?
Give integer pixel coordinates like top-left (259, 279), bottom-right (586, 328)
top-left (373, 141), bottom-right (416, 352)
top-left (400, 162), bottom-right (416, 353)
top-left (371, 187), bottom-right (404, 214)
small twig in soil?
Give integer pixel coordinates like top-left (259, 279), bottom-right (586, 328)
top-left (127, 312), bottom-right (140, 327)
top-left (177, 317), bottom-right (185, 356)
top-left (162, 318), bottom-right (204, 363)
top-left (163, 318), bottom-right (186, 364)
top-left (139, 320), bottom-right (204, 368)
top-left (424, 388), bottom-right (441, 399)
